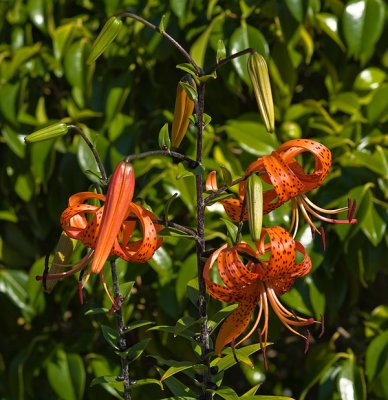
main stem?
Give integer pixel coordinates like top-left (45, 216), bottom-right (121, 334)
top-left (111, 260), bottom-right (132, 400)
top-left (195, 83), bottom-right (211, 399)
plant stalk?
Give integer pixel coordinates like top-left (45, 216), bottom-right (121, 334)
top-left (111, 260), bottom-right (132, 400)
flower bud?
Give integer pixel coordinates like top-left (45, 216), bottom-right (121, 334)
top-left (171, 77), bottom-right (196, 148)
top-left (25, 123), bottom-right (68, 143)
top-left (247, 52), bottom-right (275, 133)
top-left (87, 16), bottom-right (123, 64)
top-left (245, 173), bottom-right (263, 242)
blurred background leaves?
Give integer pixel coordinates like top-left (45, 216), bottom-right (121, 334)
top-left (0, 0), bottom-right (387, 399)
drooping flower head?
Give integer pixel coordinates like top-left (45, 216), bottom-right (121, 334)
top-left (204, 226), bottom-right (315, 357)
top-left (210, 139), bottom-right (357, 238)
top-left (37, 161), bottom-right (163, 302)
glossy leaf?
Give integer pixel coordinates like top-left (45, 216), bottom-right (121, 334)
top-left (343, 0), bottom-right (386, 64)
top-left (230, 24), bottom-right (269, 85)
top-left (47, 349), bottom-right (85, 400)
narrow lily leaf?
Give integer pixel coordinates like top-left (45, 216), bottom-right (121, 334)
top-left (179, 81), bottom-right (198, 102)
top-left (101, 325), bottom-right (120, 350)
top-left (176, 63), bottom-right (198, 77)
top-left (123, 320), bottom-right (154, 333)
top-left (159, 14), bottom-right (167, 33)
top-left (240, 384), bottom-right (262, 397)
top-left (217, 39), bottom-right (226, 61)
top-left (117, 338), bottom-right (151, 362)
top-left (210, 386), bottom-right (239, 400)
top-left (156, 367), bottom-right (197, 397)
top-left (160, 361), bottom-right (197, 382)
top-left (84, 307), bottom-right (109, 316)
top-left (90, 375), bottom-right (121, 387)
top-left (220, 218), bottom-right (238, 243)
top-left (87, 16), bottom-right (123, 64)
top-left (220, 165), bottom-right (233, 187)
top-left (158, 123), bottom-right (171, 150)
top-left (25, 123), bottom-right (68, 143)
top-left (174, 316), bottom-right (201, 337)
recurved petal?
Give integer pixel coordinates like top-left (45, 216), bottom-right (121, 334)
top-left (114, 203), bottom-right (161, 263)
top-left (221, 198), bottom-right (247, 222)
top-left (215, 284), bottom-right (260, 355)
top-left (278, 139), bottom-right (332, 190)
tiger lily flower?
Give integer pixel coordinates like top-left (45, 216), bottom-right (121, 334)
top-left (204, 226), bottom-right (315, 357)
top-left (37, 161), bottom-right (163, 302)
top-left (211, 139), bottom-right (357, 237)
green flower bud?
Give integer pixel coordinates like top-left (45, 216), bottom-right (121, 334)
top-left (246, 173), bottom-right (263, 242)
top-left (87, 16), bottom-right (123, 64)
top-left (25, 123), bottom-right (68, 143)
top-left (247, 52), bottom-right (275, 133)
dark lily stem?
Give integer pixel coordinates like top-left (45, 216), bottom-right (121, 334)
top-left (119, 12), bottom-right (201, 75)
top-left (68, 124), bottom-right (108, 184)
top-left (111, 260), bottom-right (132, 400)
top-left (125, 149), bottom-right (197, 166)
top-left (195, 83), bottom-right (212, 399)
top-left (206, 48), bottom-right (255, 75)
top-left (235, 198), bottom-right (247, 245)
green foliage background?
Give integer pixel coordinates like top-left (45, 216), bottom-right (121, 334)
top-left (0, 0), bottom-right (387, 399)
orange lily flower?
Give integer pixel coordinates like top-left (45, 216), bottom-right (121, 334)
top-left (211, 139), bottom-right (357, 237)
top-left (37, 161), bottom-right (163, 302)
top-left (204, 226), bottom-right (315, 357)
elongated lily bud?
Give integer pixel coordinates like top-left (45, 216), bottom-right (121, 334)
top-left (247, 52), bottom-right (275, 133)
top-left (87, 16), bottom-right (123, 64)
top-left (171, 77), bottom-right (196, 148)
top-left (91, 161), bottom-right (135, 273)
top-left (25, 123), bottom-right (68, 143)
top-left (45, 233), bottom-right (76, 293)
top-left (245, 173), bottom-right (263, 242)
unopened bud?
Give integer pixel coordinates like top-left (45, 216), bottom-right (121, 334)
top-left (247, 52), bottom-right (275, 133)
top-left (171, 77), bottom-right (196, 148)
top-left (87, 16), bottom-right (123, 64)
top-left (25, 123), bottom-right (68, 143)
top-left (246, 173), bottom-right (263, 242)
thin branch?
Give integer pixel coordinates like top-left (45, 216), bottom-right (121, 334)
top-left (125, 149), bottom-right (197, 166)
top-left (68, 124), bottom-right (108, 185)
top-left (110, 260), bottom-right (132, 400)
top-left (206, 48), bottom-right (256, 75)
top-left (204, 176), bottom-right (246, 205)
top-left (118, 12), bottom-right (201, 75)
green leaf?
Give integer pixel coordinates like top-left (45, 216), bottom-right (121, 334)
top-left (101, 325), bottom-right (120, 350)
top-left (240, 384), bottom-right (261, 398)
top-left (366, 84), bottom-right (388, 124)
top-left (224, 118), bottom-right (279, 156)
top-left (230, 24), bottom-right (269, 85)
top-left (174, 316), bottom-right (200, 337)
top-left (365, 331), bottom-right (388, 389)
top-left (343, 0), bottom-right (386, 64)
top-left (123, 320), bottom-right (154, 333)
top-left (156, 367), bottom-right (197, 397)
top-left (47, 349), bottom-right (85, 400)
top-left (360, 202), bottom-right (386, 246)
top-left (170, 0), bottom-right (188, 20)
top-left (176, 63), bottom-right (198, 77)
top-left (315, 13), bottom-right (346, 51)
top-left (337, 356), bottom-right (366, 400)
top-left (217, 39), bottom-right (226, 61)
top-left (190, 14), bottom-right (224, 68)
top-left (220, 218), bottom-right (238, 243)
top-left (160, 361), bottom-right (198, 382)
top-left (211, 386), bottom-right (239, 400)
top-left (159, 123), bottom-right (171, 150)
top-left (118, 338), bottom-right (151, 363)
top-left (0, 269), bottom-right (29, 311)
top-left (179, 81), bottom-right (198, 102)
top-left (354, 67), bottom-right (386, 91)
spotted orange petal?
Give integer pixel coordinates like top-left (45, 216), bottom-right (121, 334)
top-left (278, 139), bottom-right (332, 191)
top-left (113, 203), bottom-right (162, 263)
top-left (214, 282), bottom-right (260, 355)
